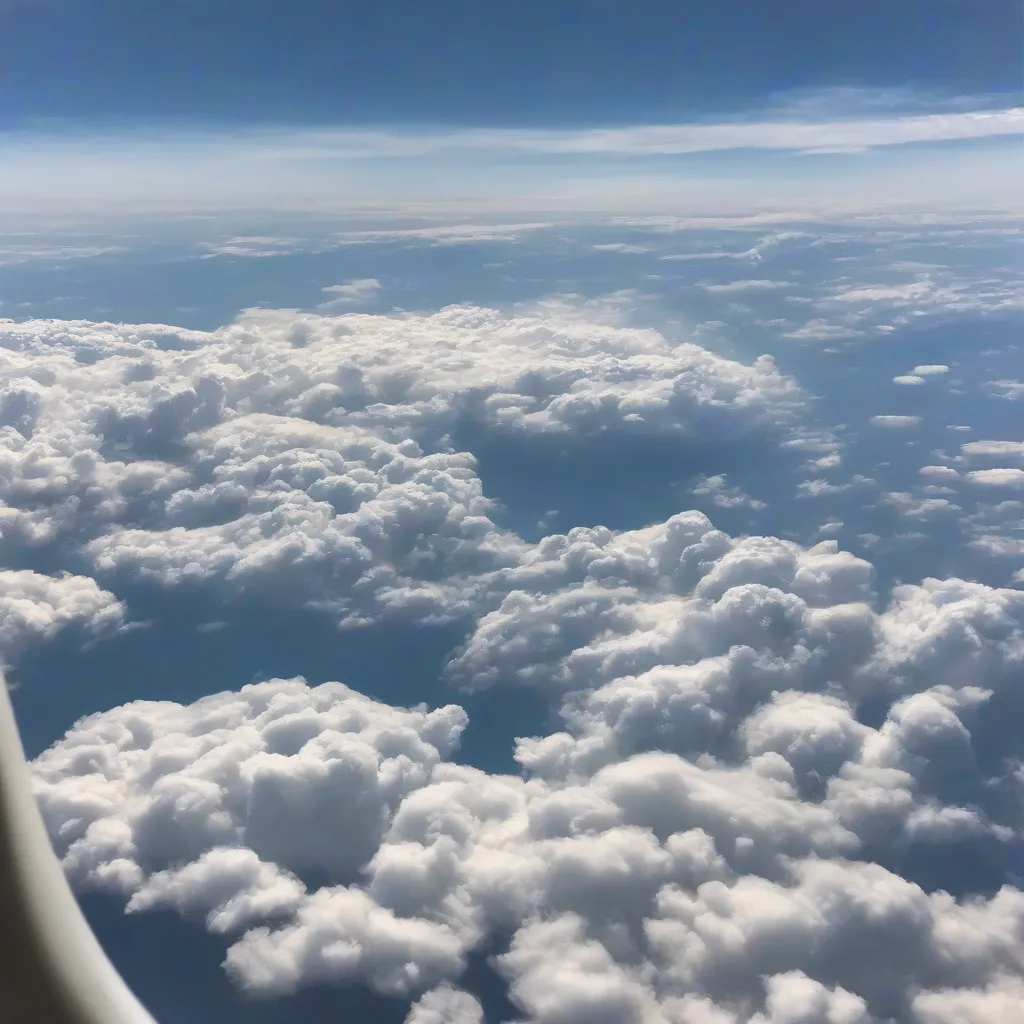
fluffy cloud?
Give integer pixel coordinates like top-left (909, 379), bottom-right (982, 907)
top-left (30, 507), bottom-right (1024, 1022)
top-left (0, 568), bottom-right (124, 662)
top-left (32, 678), bottom-right (468, 895)
top-left (965, 468), bottom-right (1024, 489)
top-left (961, 440), bottom-right (1024, 459)
top-left (918, 466), bottom-right (959, 481)
top-left (0, 306), bottom-right (797, 625)
top-left (405, 985), bottom-right (483, 1024)
top-left (14, 297), bottom-right (1024, 1021)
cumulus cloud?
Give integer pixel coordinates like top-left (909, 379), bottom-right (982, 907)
top-left (0, 569), bottom-right (124, 662)
top-left (14, 292), bottom-right (1024, 1022)
top-left (893, 375), bottom-right (925, 385)
top-left (405, 985), bottom-right (483, 1024)
top-left (918, 466), bottom-right (959, 480)
top-left (965, 469), bottom-right (1024, 488)
top-left (32, 678), bottom-right (468, 895)
top-left (0, 306), bottom-right (797, 625)
top-left (961, 440), bottom-right (1024, 460)
top-left (30, 505), bottom-right (1024, 1021)
top-left (912, 365), bottom-right (950, 376)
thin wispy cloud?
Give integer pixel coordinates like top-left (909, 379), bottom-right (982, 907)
top-left (0, 92), bottom-right (1020, 220)
top-left (55, 103), bottom-right (1014, 161)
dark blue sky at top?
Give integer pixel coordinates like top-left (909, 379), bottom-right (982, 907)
top-left (2, 0), bottom-right (1019, 128)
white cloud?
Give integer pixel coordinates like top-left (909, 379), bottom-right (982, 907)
top-left (689, 474), bottom-right (767, 510)
top-left (962, 440), bottom-right (1024, 459)
top-left (12, 273), bottom-right (1024, 1022)
top-left (795, 475), bottom-right (873, 501)
top-left (592, 243), bottom-right (650, 254)
top-left (320, 278), bottom-right (382, 303)
top-left (783, 319), bottom-right (864, 341)
top-left (0, 307), bottom-right (798, 626)
top-left (334, 222), bottom-right (557, 246)
top-left (201, 236), bottom-right (305, 259)
top-left (913, 365), bottom-right (950, 376)
top-left (870, 415), bottom-right (920, 428)
top-left (883, 492), bottom-right (960, 517)
top-left (33, 677), bottom-right (468, 893)
top-left (987, 379), bottom-right (1024, 400)
top-left (405, 985), bottom-right (483, 1024)
top-left (824, 272), bottom-right (1024, 318)
top-left (6, 106), bottom-right (1021, 168)
top-left (966, 469), bottom-right (1024, 488)
top-left (701, 280), bottom-right (789, 294)
top-left (29, 504), bottom-right (1024, 1019)
top-left (3, 100), bottom-right (1021, 220)
top-left (893, 375), bottom-right (925, 386)
top-left (914, 975), bottom-right (1024, 1024)
top-left (0, 569), bottom-right (124, 663)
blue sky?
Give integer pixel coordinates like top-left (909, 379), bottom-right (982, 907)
top-left (4, 4), bottom-right (1024, 1024)
top-left (4, 0), bottom-right (1019, 127)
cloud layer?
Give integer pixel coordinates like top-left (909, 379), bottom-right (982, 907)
top-left (7, 295), bottom-right (1024, 1023)
top-left (0, 305), bottom-right (796, 625)
top-left (30, 513), bottom-right (1024, 1022)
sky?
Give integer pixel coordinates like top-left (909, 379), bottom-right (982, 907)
top-left (3, 3), bottom-right (1024, 1024)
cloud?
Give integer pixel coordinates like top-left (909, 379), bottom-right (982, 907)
top-left (965, 469), bottom-right (1024, 489)
top-left (28, 499), bottom-right (1024, 1020)
top-left (701, 280), bottom-right (790, 294)
top-left (962, 441), bottom-right (1024, 459)
top-left (335, 223), bottom-right (557, 246)
top-left (913, 975), bottom-right (1024, 1024)
top-left (987, 379), bottom-right (1024, 400)
top-left (0, 569), bottom-right (125, 663)
top-left (0, 306), bottom-right (798, 626)
top-left (893, 375), bottom-right (925, 386)
top-left (882, 493), bottom-right (960, 518)
top-left (824, 269), bottom-right (1024, 319)
top-left (913, 365), bottom-right (950, 376)
top-left (11, 256), bottom-right (1024, 1022)
top-left (7, 106), bottom-right (1021, 166)
top-left (405, 985), bottom-right (483, 1024)
top-left (783, 319), bottom-right (864, 341)
top-left (320, 278), bottom-right (382, 303)
top-left (592, 243), bottom-right (650, 254)
top-left (3, 98), bottom-right (1021, 220)
top-left (919, 466), bottom-right (960, 480)
top-left (201, 237), bottom-right (305, 259)
top-left (870, 415), bottom-right (920, 428)
top-left (33, 677), bottom-right (468, 894)
top-left (689, 474), bottom-right (767, 510)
